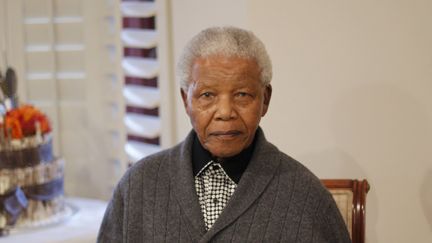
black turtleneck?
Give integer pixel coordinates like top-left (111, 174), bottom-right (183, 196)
top-left (192, 133), bottom-right (256, 184)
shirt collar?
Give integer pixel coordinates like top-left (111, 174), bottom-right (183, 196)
top-left (192, 132), bottom-right (256, 184)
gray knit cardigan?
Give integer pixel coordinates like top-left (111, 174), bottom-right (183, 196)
top-left (97, 129), bottom-right (351, 243)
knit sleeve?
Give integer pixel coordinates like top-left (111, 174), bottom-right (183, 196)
top-left (313, 192), bottom-right (352, 243)
top-left (97, 174), bottom-right (128, 243)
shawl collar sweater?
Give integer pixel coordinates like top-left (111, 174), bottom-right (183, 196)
top-left (97, 128), bottom-right (351, 242)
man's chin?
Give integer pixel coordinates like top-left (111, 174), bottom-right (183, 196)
top-left (204, 137), bottom-right (249, 158)
top-left (207, 147), bottom-right (243, 158)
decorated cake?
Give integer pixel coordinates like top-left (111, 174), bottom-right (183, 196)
top-left (0, 68), bottom-right (65, 236)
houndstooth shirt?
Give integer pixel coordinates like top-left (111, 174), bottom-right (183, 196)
top-left (192, 135), bottom-right (255, 230)
top-left (195, 161), bottom-right (236, 229)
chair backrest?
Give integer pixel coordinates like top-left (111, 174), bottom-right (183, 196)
top-left (321, 179), bottom-right (370, 243)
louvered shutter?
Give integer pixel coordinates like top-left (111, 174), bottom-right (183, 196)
top-left (121, 0), bottom-right (162, 164)
top-left (1, 0), bottom-right (127, 198)
top-left (1, 0), bottom-right (173, 197)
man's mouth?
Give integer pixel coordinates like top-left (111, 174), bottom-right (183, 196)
top-left (210, 130), bottom-right (242, 138)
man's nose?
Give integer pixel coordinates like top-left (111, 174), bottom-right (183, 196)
top-left (215, 96), bottom-right (237, 121)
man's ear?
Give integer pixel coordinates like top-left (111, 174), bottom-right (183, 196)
top-left (180, 88), bottom-right (190, 115)
top-left (262, 84), bottom-right (272, 117)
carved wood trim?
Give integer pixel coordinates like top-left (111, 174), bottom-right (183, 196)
top-left (321, 179), bottom-right (370, 243)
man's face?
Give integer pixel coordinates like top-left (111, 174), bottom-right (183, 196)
top-left (181, 55), bottom-right (272, 158)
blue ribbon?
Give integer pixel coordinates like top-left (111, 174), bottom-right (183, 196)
top-left (0, 178), bottom-right (63, 226)
top-left (1, 187), bottom-right (28, 225)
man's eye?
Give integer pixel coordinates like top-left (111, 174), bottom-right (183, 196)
top-left (237, 92), bottom-right (248, 97)
top-left (200, 92), bottom-right (212, 98)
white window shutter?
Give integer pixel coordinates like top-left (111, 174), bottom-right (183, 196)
top-left (121, 0), bottom-right (166, 164)
top-left (1, 0), bottom-right (174, 198)
top-left (1, 0), bottom-right (127, 199)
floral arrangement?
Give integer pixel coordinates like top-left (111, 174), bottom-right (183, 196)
top-left (1, 105), bottom-right (51, 139)
top-left (0, 67), bottom-right (51, 145)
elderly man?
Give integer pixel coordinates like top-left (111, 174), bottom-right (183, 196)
top-left (97, 27), bottom-right (350, 242)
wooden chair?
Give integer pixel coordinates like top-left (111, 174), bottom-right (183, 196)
top-left (321, 179), bottom-right (370, 243)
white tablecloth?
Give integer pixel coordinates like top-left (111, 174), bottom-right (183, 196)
top-left (0, 197), bottom-right (107, 243)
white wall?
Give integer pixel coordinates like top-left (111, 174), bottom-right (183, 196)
top-left (170, 0), bottom-right (432, 242)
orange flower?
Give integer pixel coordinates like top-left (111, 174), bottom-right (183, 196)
top-left (3, 116), bottom-right (23, 139)
top-left (2, 105), bottom-right (51, 138)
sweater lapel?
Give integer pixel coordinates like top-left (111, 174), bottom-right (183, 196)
top-left (200, 128), bottom-right (282, 242)
top-left (169, 131), bottom-right (207, 240)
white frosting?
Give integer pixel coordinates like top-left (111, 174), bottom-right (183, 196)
top-left (0, 132), bottom-right (52, 151)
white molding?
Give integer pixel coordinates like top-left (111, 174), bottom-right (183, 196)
top-left (24, 16), bottom-right (84, 25)
top-left (122, 57), bottom-right (159, 79)
top-left (121, 2), bottom-right (156, 18)
top-left (26, 44), bottom-right (85, 52)
top-left (124, 113), bottom-right (161, 138)
top-left (121, 29), bottom-right (157, 48)
top-left (27, 72), bottom-right (53, 80)
top-left (123, 84), bottom-right (160, 108)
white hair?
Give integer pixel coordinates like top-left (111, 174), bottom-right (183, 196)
top-left (177, 26), bottom-right (272, 90)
